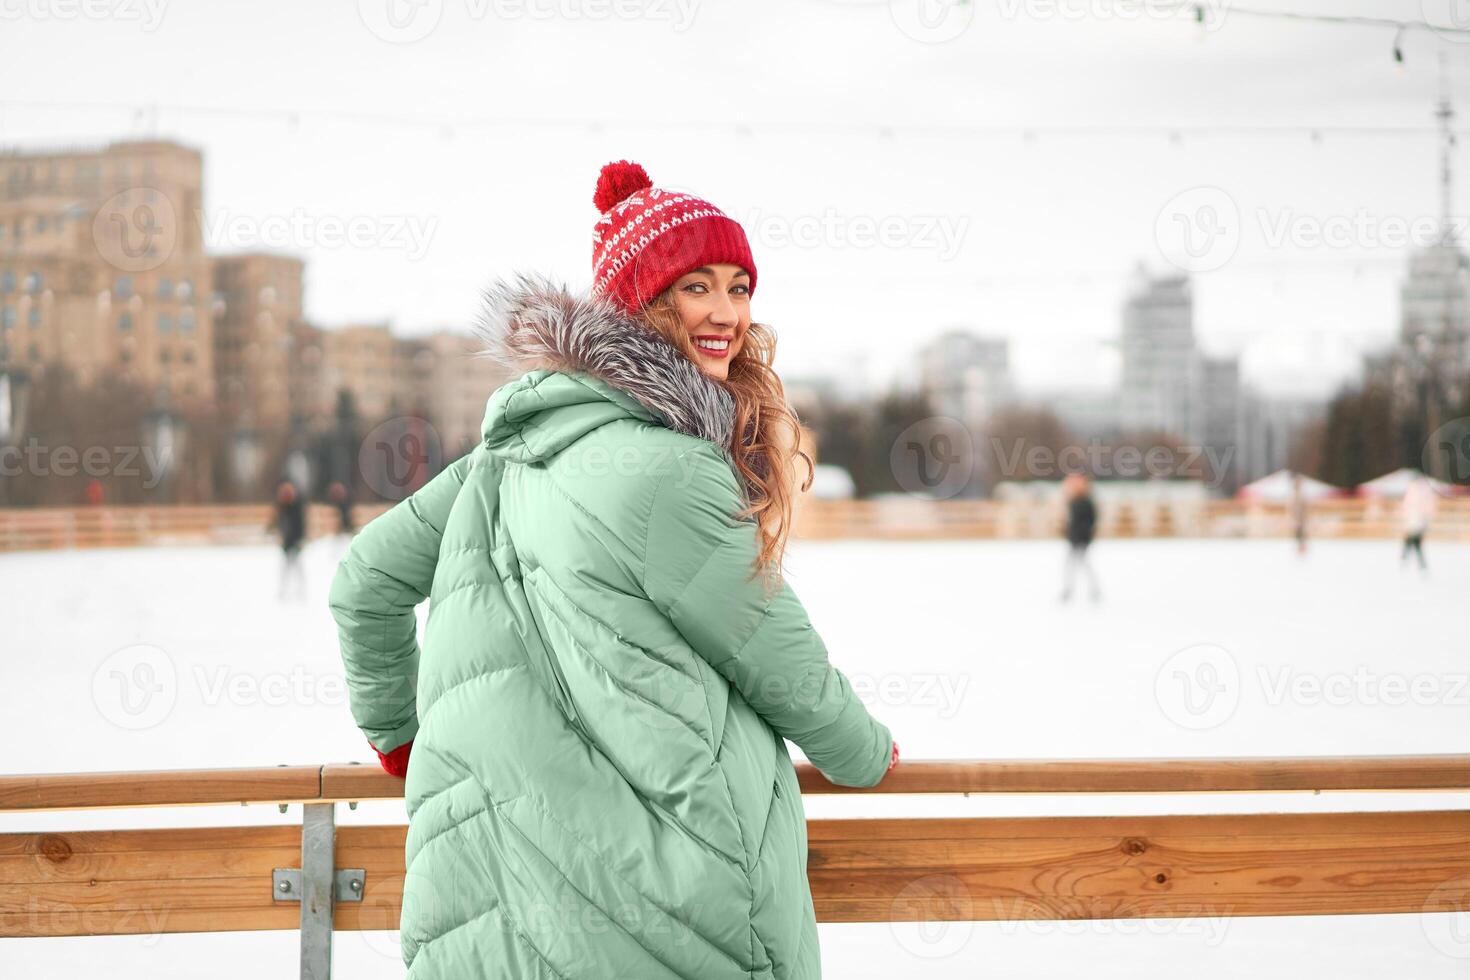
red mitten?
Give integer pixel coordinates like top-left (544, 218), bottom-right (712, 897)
top-left (887, 741), bottom-right (900, 774)
top-left (373, 739), bottom-right (412, 777)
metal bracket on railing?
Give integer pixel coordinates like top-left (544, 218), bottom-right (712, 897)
top-left (272, 868), bottom-right (365, 903)
top-left (265, 802), bottom-right (364, 980)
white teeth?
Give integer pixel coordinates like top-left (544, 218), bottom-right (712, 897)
top-left (695, 339), bottom-right (729, 351)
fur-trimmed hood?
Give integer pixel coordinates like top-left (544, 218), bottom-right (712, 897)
top-left (473, 274), bottom-right (740, 470)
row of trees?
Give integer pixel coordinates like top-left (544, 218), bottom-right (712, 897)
top-left (0, 365), bottom-right (441, 508)
top-left (797, 392), bottom-right (1233, 499)
top-left (1307, 376), bottom-right (1470, 489)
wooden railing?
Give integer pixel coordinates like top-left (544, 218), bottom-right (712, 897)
top-left (0, 503), bottom-right (389, 553)
top-left (793, 496), bottom-right (1470, 541)
top-left (4, 756), bottom-right (1469, 952)
top-left (2, 497), bottom-right (1468, 552)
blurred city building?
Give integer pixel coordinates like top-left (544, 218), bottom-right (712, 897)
top-left (0, 140), bottom-right (213, 404)
top-left (0, 139), bottom-right (511, 501)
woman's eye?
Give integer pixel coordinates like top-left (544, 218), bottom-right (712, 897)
top-left (682, 282), bottom-right (708, 294)
top-left (731, 284), bottom-right (750, 296)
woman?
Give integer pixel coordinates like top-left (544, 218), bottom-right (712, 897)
top-left (330, 161), bottom-right (898, 979)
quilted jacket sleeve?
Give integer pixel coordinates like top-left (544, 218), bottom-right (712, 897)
top-left (643, 444), bottom-right (894, 788)
top-left (329, 448), bottom-right (476, 754)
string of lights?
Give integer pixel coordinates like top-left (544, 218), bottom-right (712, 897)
top-left (1, 98), bottom-right (1465, 145)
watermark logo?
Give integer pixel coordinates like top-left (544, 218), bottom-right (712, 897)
top-left (887, 873), bottom-right (974, 958)
top-left (358, 0), bottom-right (444, 42)
top-left (1155, 643), bottom-right (1239, 731)
top-left (889, 0), bottom-right (974, 43)
top-left (1155, 186), bottom-right (1240, 274)
top-left (891, 416), bottom-right (973, 499)
top-left (359, 417), bottom-right (443, 501)
top-left (1422, 876), bottom-right (1470, 959)
top-left (92, 643), bottom-right (177, 731)
top-left (1424, 417), bottom-right (1470, 485)
top-left (1421, 0), bottom-right (1470, 43)
top-left (92, 188), bottom-right (178, 273)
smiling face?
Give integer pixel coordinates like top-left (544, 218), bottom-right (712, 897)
top-left (667, 263), bottom-right (751, 381)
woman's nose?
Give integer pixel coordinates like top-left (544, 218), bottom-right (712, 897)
top-left (709, 295), bottom-right (738, 327)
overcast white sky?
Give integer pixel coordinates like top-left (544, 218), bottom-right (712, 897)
top-left (4, 0), bottom-right (1469, 397)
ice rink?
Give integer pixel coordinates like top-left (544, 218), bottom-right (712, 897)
top-left (3, 536), bottom-right (1467, 977)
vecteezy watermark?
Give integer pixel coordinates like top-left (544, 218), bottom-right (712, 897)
top-left (1155, 186), bottom-right (1241, 274)
top-left (989, 437), bottom-right (1236, 487)
top-left (199, 208), bottom-right (438, 261)
top-left (0, 439), bottom-right (173, 488)
top-left (356, 0), bottom-right (698, 43)
top-left (990, 898), bottom-right (1234, 945)
top-left (92, 643), bottom-right (178, 731)
top-left (12, 891), bottom-right (172, 943)
top-left (849, 671), bottom-right (971, 720)
top-left (193, 664), bottom-right (351, 709)
top-left (1155, 643), bottom-right (1240, 731)
top-left (891, 416), bottom-right (974, 499)
top-left (1157, 186), bottom-right (1470, 274)
top-left (1157, 646), bottom-right (1469, 731)
top-left (92, 646), bottom-right (402, 731)
top-left (1255, 208), bottom-right (1463, 252)
top-left (0, 0), bottom-right (168, 30)
top-left (994, 0), bottom-right (1230, 30)
top-left (92, 187), bottom-right (179, 273)
top-left (740, 208), bottom-right (970, 262)
top-left (1258, 666), bottom-right (1470, 709)
top-left (1422, 876), bottom-right (1470, 960)
top-left (359, 417), bottom-right (444, 502)
top-left (555, 443), bottom-right (703, 487)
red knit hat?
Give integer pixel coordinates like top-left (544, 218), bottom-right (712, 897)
top-left (590, 161), bottom-right (757, 315)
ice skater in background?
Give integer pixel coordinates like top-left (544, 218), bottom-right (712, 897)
top-left (1061, 472), bottom-right (1101, 603)
top-left (1400, 472), bottom-right (1437, 574)
top-left (328, 481), bottom-right (355, 536)
top-left (1289, 472), bottom-right (1309, 556)
top-left (268, 480), bottom-right (307, 600)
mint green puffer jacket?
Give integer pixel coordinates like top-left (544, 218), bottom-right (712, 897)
top-left (329, 279), bottom-right (894, 979)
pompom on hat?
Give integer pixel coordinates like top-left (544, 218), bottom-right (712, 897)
top-left (590, 160), bottom-right (757, 315)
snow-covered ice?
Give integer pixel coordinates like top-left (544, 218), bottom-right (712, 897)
top-left (2, 536), bottom-right (1466, 977)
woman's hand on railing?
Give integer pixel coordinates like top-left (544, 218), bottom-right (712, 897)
top-left (373, 739), bottom-right (413, 778)
top-left (887, 741), bottom-right (899, 774)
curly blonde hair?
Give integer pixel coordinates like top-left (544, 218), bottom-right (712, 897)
top-left (637, 291), bottom-right (814, 583)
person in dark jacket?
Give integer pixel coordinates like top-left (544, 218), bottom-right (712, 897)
top-left (327, 480), bottom-right (355, 535)
top-left (269, 480), bottom-right (307, 600)
top-left (1061, 472), bottom-right (1100, 602)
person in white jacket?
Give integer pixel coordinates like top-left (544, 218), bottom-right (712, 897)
top-left (1400, 473), bottom-right (1437, 572)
